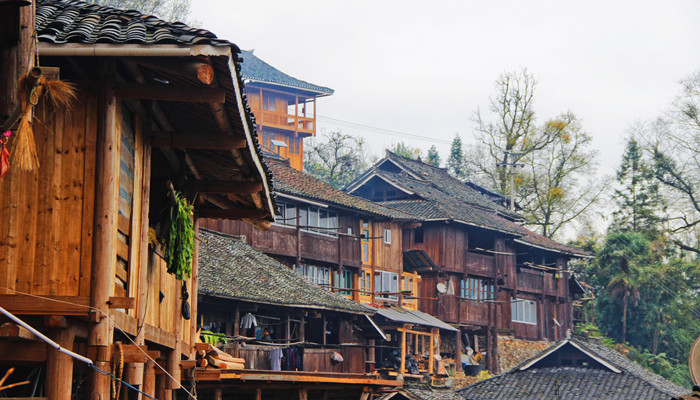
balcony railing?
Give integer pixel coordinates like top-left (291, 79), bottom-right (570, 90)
top-left (258, 110), bottom-right (315, 134)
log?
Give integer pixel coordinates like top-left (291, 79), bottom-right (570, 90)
top-left (0, 322), bottom-right (38, 341)
top-left (205, 355), bottom-right (227, 369)
top-left (197, 207), bottom-right (269, 219)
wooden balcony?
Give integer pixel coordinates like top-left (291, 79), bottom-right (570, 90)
top-left (257, 110), bottom-right (315, 135)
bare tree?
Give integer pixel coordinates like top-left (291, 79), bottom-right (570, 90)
top-left (469, 69), bottom-right (558, 193)
top-left (304, 131), bottom-right (369, 189)
top-left (519, 113), bottom-right (605, 238)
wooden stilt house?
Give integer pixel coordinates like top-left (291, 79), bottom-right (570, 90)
top-left (0, 1), bottom-right (275, 399)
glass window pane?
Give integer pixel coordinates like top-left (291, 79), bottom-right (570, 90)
top-left (285, 203), bottom-right (296, 226)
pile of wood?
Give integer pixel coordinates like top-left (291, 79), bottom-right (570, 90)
top-left (194, 343), bottom-right (245, 370)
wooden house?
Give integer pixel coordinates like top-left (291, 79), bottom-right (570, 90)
top-left (458, 337), bottom-right (690, 399)
top-left (0, 1), bottom-right (275, 399)
top-left (192, 229), bottom-right (399, 400)
top-left (239, 51), bottom-right (334, 171)
top-left (202, 157), bottom-right (464, 378)
top-left (345, 152), bottom-right (588, 373)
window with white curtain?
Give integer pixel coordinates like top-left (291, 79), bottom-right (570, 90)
top-left (511, 299), bottom-right (537, 324)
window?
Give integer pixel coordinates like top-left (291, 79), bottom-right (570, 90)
top-left (333, 269), bottom-right (353, 296)
top-left (384, 229), bottom-right (391, 244)
top-left (511, 299), bottom-right (537, 324)
top-left (361, 228), bottom-right (370, 263)
top-left (275, 201), bottom-right (338, 236)
top-left (360, 269), bottom-right (372, 296)
top-left (460, 277), bottom-right (494, 301)
top-left (375, 270), bottom-right (399, 299)
top-left (295, 264), bottom-right (330, 286)
top-left (263, 94), bottom-right (276, 111)
top-left (414, 228), bottom-right (424, 244)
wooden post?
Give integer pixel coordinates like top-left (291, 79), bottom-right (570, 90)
top-left (255, 388), bottom-right (262, 400)
top-left (234, 305), bottom-right (240, 337)
top-left (88, 71), bottom-right (120, 400)
top-left (127, 120), bottom-right (151, 386)
top-left (455, 328), bottom-right (463, 372)
top-left (322, 314), bottom-right (327, 345)
top-left (214, 388), bottom-right (222, 400)
top-left (399, 327), bottom-right (406, 374)
top-left (296, 208), bottom-right (302, 269)
top-left (286, 312), bottom-right (291, 343)
top-left (299, 312), bottom-right (305, 342)
top-left (46, 327), bottom-right (76, 400)
top-left (190, 216), bottom-right (200, 355)
top-left (142, 359), bottom-right (156, 400)
top-left (298, 388), bottom-right (308, 400)
top-left (428, 328), bottom-right (435, 375)
top-left (155, 373), bottom-right (167, 400)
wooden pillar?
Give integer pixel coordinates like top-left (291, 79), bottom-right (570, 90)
top-left (214, 388), bottom-right (222, 400)
top-left (286, 312), bottom-right (291, 343)
top-left (428, 328), bottom-right (436, 375)
top-left (255, 388), bottom-right (262, 400)
top-left (155, 373), bottom-right (167, 400)
top-left (399, 327), bottom-right (406, 374)
top-left (142, 360), bottom-right (156, 400)
top-left (190, 216), bottom-right (200, 355)
top-left (455, 329), bottom-right (463, 372)
top-left (298, 388), bottom-right (308, 400)
top-left (127, 122), bottom-right (152, 386)
top-left (299, 312), bottom-right (305, 342)
top-left (234, 305), bottom-right (240, 337)
top-left (296, 207), bottom-right (302, 268)
top-left (46, 327), bottom-right (76, 400)
top-left (88, 72), bottom-right (120, 400)
top-left (322, 314), bottom-right (327, 345)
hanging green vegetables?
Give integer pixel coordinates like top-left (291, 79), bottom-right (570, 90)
top-left (164, 190), bottom-right (194, 280)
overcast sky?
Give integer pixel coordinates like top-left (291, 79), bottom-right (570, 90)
top-left (193, 1), bottom-right (700, 178)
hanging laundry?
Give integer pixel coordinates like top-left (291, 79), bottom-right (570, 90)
top-left (240, 313), bottom-right (257, 329)
top-left (270, 347), bottom-right (283, 371)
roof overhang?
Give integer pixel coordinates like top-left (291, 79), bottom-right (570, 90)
top-left (39, 42), bottom-right (276, 227)
top-left (518, 340), bottom-right (621, 373)
top-left (514, 238), bottom-right (592, 259)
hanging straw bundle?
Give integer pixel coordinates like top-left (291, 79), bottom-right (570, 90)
top-left (11, 68), bottom-right (76, 172)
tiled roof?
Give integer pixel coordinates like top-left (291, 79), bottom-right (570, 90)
top-left (377, 386), bottom-right (463, 400)
top-left (348, 152), bottom-right (586, 256)
top-left (458, 338), bottom-right (690, 400)
top-left (267, 158), bottom-right (417, 220)
top-left (36, 0), bottom-right (232, 46)
top-left (35, 0), bottom-right (277, 221)
top-left (240, 51), bottom-right (334, 96)
top-left (198, 229), bottom-right (370, 314)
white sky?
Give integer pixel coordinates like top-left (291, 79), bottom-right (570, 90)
top-left (193, 0), bottom-right (700, 178)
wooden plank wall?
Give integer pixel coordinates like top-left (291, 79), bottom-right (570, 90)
top-left (371, 221), bottom-right (402, 272)
top-left (0, 90), bottom-right (97, 297)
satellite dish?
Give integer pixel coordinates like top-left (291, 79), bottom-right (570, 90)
top-left (436, 283), bottom-right (447, 294)
top-left (690, 335), bottom-right (700, 384)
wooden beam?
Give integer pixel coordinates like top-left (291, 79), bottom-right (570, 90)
top-left (0, 323), bottom-right (38, 341)
top-left (111, 344), bottom-right (161, 364)
top-left (193, 180), bottom-right (262, 194)
top-left (0, 295), bottom-right (90, 316)
top-left (107, 296), bottom-right (135, 309)
top-left (196, 207), bottom-right (269, 220)
top-left (126, 57), bottom-right (215, 85)
top-left (0, 342), bottom-right (46, 363)
top-left (149, 131), bottom-right (246, 149)
top-left (116, 84), bottom-right (225, 103)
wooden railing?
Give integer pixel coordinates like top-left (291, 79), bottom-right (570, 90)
top-left (259, 110), bottom-right (314, 134)
top-left (226, 344), bottom-right (366, 374)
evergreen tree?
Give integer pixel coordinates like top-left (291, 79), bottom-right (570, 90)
top-left (426, 145), bottom-right (441, 167)
top-left (611, 138), bottom-right (664, 237)
top-left (447, 135), bottom-right (466, 179)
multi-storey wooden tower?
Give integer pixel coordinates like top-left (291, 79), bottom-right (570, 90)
top-left (239, 51), bottom-right (334, 171)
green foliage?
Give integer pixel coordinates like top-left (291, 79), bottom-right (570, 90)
top-left (612, 138), bottom-right (664, 238)
top-left (304, 131), bottom-right (369, 189)
top-left (389, 142), bottom-right (422, 160)
top-left (447, 134), bottom-right (466, 179)
top-left (200, 330), bottom-right (227, 347)
top-left (164, 191), bottom-right (194, 280)
top-left (426, 145), bottom-right (441, 167)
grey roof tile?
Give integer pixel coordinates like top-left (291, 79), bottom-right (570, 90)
top-left (240, 50), bottom-right (334, 96)
top-left (198, 229), bottom-right (370, 314)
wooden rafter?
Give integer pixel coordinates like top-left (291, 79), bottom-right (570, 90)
top-left (193, 180), bottom-right (262, 194)
top-left (116, 83), bottom-right (225, 103)
top-left (197, 207), bottom-right (269, 219)
top-left (150, 131), bottom-right (246, 149)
